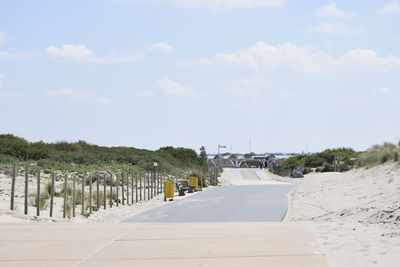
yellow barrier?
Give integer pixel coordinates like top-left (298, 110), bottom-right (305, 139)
top-left (190, 177), bottom-right (199, 191)
top-left (164, 181), bottom-right (174, 201)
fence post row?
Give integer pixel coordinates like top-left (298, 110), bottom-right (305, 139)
top-left (7, 167), bottom-right (172, 217)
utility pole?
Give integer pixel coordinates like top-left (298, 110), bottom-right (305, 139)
top-left (217, 144), bottom-right (226, 157)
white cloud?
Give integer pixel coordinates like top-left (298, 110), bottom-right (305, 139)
top-left (225, 76), bottom-right (271, 97)
top-left (378, 1), bottom-right (400, 15)
top-left (46, 88), bottom-right (111, 103)
top-left (315, 3), bottom-right (356, 18)
top-left (182, 42), bottom-right (400, 75)
top-left (46, 44), bottom-right (142, 63)
top-left (46, 44), bottom-right (93, 61)
top-left (0, 74), bottom-right (5, 88)
top-left (371, 87), bottom-right (391, 94)
top-left (309, 21), bottom-right (365, 36)
top-left (148, 42), bottom-right (174, 53)
top-left (155, 78), bottom-right (200, 98)
top-left (276, 91), bottom-right (295, 99)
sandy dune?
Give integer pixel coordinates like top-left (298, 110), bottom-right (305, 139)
top-left (265, 162), bottom-right (400, 267)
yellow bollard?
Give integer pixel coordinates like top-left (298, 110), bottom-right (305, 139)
top-left (190, 177), bottom-right (199, 191)
top-left (164, 181), bottom-right (174, 201)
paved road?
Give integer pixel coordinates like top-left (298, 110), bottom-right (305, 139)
top-left (0, 169), bottom-right (328, 266)
top-left (124, 169), bottom-right (295, 223)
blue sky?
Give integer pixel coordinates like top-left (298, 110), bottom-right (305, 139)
top-left (0, 0), bottom-right (399, 154)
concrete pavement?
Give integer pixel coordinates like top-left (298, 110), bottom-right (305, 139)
top-left (0, 222), bottom-right (328, 267)
top-left (0, 169), bottom-right (329, 266)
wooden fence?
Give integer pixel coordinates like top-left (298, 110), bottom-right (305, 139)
top-left (6, 164), bottom-right (220, 219)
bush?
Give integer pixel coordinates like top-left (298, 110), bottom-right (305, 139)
top-left (274, 148), bottom-right (359, 174)
top-left (0, 134), bottom-right (206, 174)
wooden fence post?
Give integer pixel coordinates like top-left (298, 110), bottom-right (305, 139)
top-left (103, 173), bottom-right (106, 209)
top-left (116, 174), bottom-right (119, 207)
top-left (147, 172), bottom-right (150, 201)
top-left (10, 163), bottom-right (16, 211)
top-left (157, 168), bottom-right (160, 194)
top-left (50, 172), bottom-right (55, 217)
top-left (110, 173), bottom-right (113, 208)
top-left (160, 171), bottom-right (163, 193)
top-left (135, 172), bottom-right (138, 203)
top-left (151, 171), bottom-right (154, 199)
top-left (96, 173), bottom-right (100, 210)
top-left (122, 173), bottom-right (125, 205)
top-left (24, 166), bottom-right (28, 215)
top-left (143, 172), bottom-right (146, 201)
top-left (72, 175), bottom-right (76, 217)
top-left (131, 173), bottom-right (134, 204)
top-left (89, 175), bottom-right (92, 213)
top-left (126, 173), bottom-right (129, 205)
top-left (140, 172), bottom-right (143, 201)
top-left (81, 176), bottom-right (85, 215)
top-left (36, 170), bottom-right (40, 216)
top-left (63, 174), bottom-right (68, 218)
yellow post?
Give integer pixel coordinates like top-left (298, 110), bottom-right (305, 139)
top-left (190, 177), bottom-right (198, 191)
top-left (164, 181), bottom-right (174, 201)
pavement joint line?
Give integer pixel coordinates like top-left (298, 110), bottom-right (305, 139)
top-left (86, 254), bottom-right (327, 262)
top-left (0, 239), bottom-right (118, 242)
top-left (75, 226), bottom-right (138, 266)
top-left (0, 259), bottom-right (81, 262)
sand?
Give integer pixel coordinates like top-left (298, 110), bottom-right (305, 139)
top-left (265, 162), bottom-right (400, 267)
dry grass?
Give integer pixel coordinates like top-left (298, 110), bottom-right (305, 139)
top-left (358, 142), bottom-right (400, 167)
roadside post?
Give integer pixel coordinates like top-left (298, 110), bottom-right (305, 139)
top-left (153, 162), bottom-right (157, 196)
top-left (24, 166), bottom-right (28, 215)
top-left (10, 163), bottom-right (16, 211)
top-left (36, 170), bottom-right (40, 216)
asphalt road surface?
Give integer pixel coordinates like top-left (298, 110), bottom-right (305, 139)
top-left (124, 169), bottom-right (295, 223)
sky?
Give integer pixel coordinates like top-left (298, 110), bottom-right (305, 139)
top-left (0, 0), bottom-right (399, 154)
